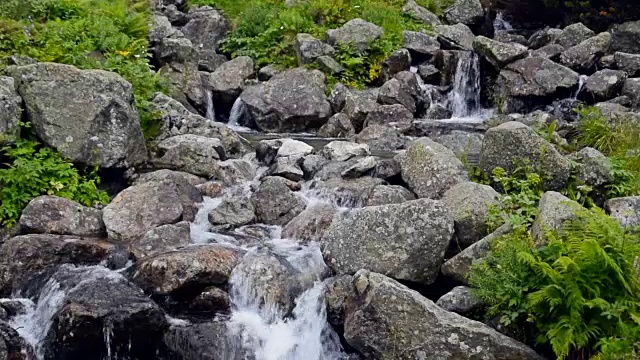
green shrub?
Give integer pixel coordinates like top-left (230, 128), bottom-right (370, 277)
top-left (468, 209), bottom-right (640, 359)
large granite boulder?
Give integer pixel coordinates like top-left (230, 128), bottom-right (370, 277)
top-left (129, 221), bottom-right (191, 260)
top-left (250, 177), bottom-right (306, 225)
top-left (436, 285), bottom-right (482, 314)
top-left (605, 196), bottom-right (640, 228)
top-left (321, 199), bottom-right (454, 285)
top-left (435, 24), bottom-right (474, 51)
top-left (614, 52), bottom-right (640, 77)
top-left (19, 196), bottom-right (106, 237)
top-left (578, 69), bottom-right (627, 103)
top-left (560, 32), bottom-right (612, 73)
top-left (0, 76), bottom-right (20, 141)
top-left (472, 36), bottom-right (528, 69)
top-left (154, 134), bottom-right (226, 177)
top-left (443, 0), bottom-right (484, 27)
top-left (318, 113), bottom-right (356, 138)
top-left (181, 6), bottom-right (229, 51)
top-left (326, 19), bottom-right (384, 53)
top-left (555, 23), bottom-right (594, 48)
top-left (205, 56), bottom-right (254, 108)
top-left (294, 33), bottom-right (335, 65)
top-left (611, 20), bottom-right (640, 54)
top-left (281, 203), bottom-right (337, 243)
top-left (10, 63), bottom-right (147, 168)
top-left (403, 31), bottom-right (440, 56)
top-left (531, 191), bottom-right (585, 246)
top-left (241, 68), bottom-right (331, 132)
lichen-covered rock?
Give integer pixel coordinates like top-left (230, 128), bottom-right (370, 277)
top-left (398, 138), bottom-right (469, 199)
top-left (403, 31), bottom-right (440, 55)
top-left (378, 79), bottom-right (416, 114)
top-left (129, 222), bottom-right (190, 260)
top-left (205, 56), bottom-right (254, 107)
top-left (325, 275), bottom-right (354, 326)
top-left (341, 156), bottom-right (377, 179)
top-left (443, 0), bottom-right (484, 27)
top-left (472, 36), bottom-right (528, 69)
top-left (436, 286), bottom-right (481, 314)
top-left (578, 69), bottom-right (627, 103)
top-left (181, 6), bottom-right (229, 51)
top-left (318, 113), bottom-right (356, 138)
top-left (19, 196), bottom-right (106, 237)
top-left (294, 33), bottom-right (335, 65)
top-left (442, 181), bottom-right (499, 249)
top-left (134, 169), bottom-right (206, 187)
top-left (255, 138), bottom-right (314, 165)
top-left (528, 27), bottom-right (563, 49)
top-left (10, 63), bottom-right (147, 168)
top-left (0, 320), bottom-right (31, 359)
top-left (266, 157), bottom-right (305, 182)
top-left (0, 77), bottom-right (20, 142)
top-left (208, 196), bottom-right (255, 227)
top-left (605, 196), bottom-right (640, 228)
top-left (402, 0), bottom-right (441, 27)
top-left (531, 43), bottom-right (565, 60)
top-left (614, 52), bottom-right (640, 77)
top-left (555, 23), bottom-right (595, 48)
top-left (322, 141), bottom-right (370, 161)
top-left (531, 191), bottom-right (585, 246)
top-left (364, 104), bottom-right (413, 129)
top-left (611, 20), bottom-right (640, 54)
top-left (309, 176), bottom-right (385, 207)
top-left (321, 199), bottom-right (454, 284)
top-left (154, 134), bottom-right (225, 177)
top-left (622, 78), bottom-right (640, 106)
top-left (343, 89), bottom-right (379, 131)
top-left (560, 32), bottom-right (612, 73)
top-left (251, 177), bottom-right (306, 225)
top-left (355, 124), bottom-right (408, 152)
top-left (326, 19), bottom-right (384, 53)
top-left (436, 24), bottom-right (474, 51)
top-left (281, 203), bottom-right (337, 243)
top-left (316, 55), bottom-right (345, 75)
top-left (344, 270), bottom-right (544, 360)
top-left (573, 147), bottom-right (613, 188)
top-left (365, 185), bottom-right (416, 206)
top-left (479, 122), bottom-right (572, 191)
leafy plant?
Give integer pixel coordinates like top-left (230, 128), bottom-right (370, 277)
top-left (487, 166), bottom-right (544, 231)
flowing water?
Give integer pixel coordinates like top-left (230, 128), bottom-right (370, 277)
top-left (205, 89), bottom-right (216, 121)
top-left (493, 12), bottom-right (513, 32)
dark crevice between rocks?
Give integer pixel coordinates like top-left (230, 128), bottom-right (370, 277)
top-left (398, 274), bottom-right (462, 303)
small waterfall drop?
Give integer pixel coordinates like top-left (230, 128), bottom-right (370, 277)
top-left (205, 89), bottom-right (216, 121)
top-left (573, 74), bottom-right (589, 99)
top-left (447, 51), bottom-right (482, 118)
top-left (228, 97), bottom-right (246, 127)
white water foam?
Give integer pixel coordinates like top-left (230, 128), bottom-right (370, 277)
top-left (205, 89), bottom-right (216, 121)
top-left (227, 97), bottom-right (253, 133)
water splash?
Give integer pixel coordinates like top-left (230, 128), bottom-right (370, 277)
top-left (573, 74), bottom-right (589, 99)
top-left (447, 51), bottom-right (482, 118)
top-left (205, 89), bottom-right (216, 121)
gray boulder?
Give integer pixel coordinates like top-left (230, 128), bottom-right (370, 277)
top-left (531, 191), bottom-right (585, 246)
top-left (0, 77), bottom-right (20, 141)
top-left (560, 32), bottom-right (612, 73)
top-left (154, 134), bottom-right (225, 177)
top-left (611, 20), bottom-right (640, 54)
top-left (355, 124), bottom-right (408, 152)
top-left (574, 147), bottom-right (613, 188)
top-left (614, 52), bottom-right (640, 77)
top-left (344, 270), bottom-right (543, 360)
top-left (418, 64), bottom-right (440, 83)
top-left (365, 185), bottom-right (416, 206)
top-left (403, 31), bottom-right (440, 55)
top-left (156, 37), bottom-right (197, 66)
top-left (309, 176), bottom-right (385, 208)
top-left (251, 177), bottom-right (306, 225)
top-left (436, 286), bottom-right (481, 314)
top-left (322, 141), bottom-right (370, 161)
top-left (181, 6), bottom-right (229, 51)
top-left (129, 221), bottom-right (191, 260)
top-left (134, 169), bottom-right (206, 187)
top-left (159, 63), bottom-right (207, 114)
top-left (10, 63), bottom-right (147, 168)
top-left (402, 0), bottom-right (441, 27)
top-left (208, 196), bottom-right (255, 227)
top-left (528, 27), bottom-right (563, 49)
top-left (442, 181), bottom-right (499, 249)
top-left (343, 89), bottom-right (380, 131)
top-left (301, 154), bottom-right (328, 179)
top-left (205, 56), bottom-right (254, 107)
top-left (579, 69), bottom-right (627, 103)
top-left (329, 83), bottom-right (349, 113)
top-left (241, 68), bottom-right (331, 132)
top-left (472, 36), bottom-right (528, 69)
top-left (623, 78), bottom-right (640, 107)
top-left (326, 19), bottom-right (384, 53)
top-left (325, 275), bottom-right (354, 326)
top-left (479, 122), bottom-right (572, 191)
top-left (378, 79), bottom-right (416, 114)
top-left (19, 196), bottom-right (106, 237)
top-left (281, 203), bottom-right (337, 243)
top-left (318, 113), bottom-right (356, 138)
top-left (255, 138), bottom-right (314, 165)
top-left (316, 55), bottom-right (345, 75)
top-left (435, 24), bottom-right (475, 51)
top-left (266, 157), bottom-right (304, 182)
top-left (321, 199), bottom-right (454, 284)
top-left (294, 33), bottom-right (335, 65)
top-left (531, 43), bottom-right (565, 60)
top-left (341, 156), bottom-right (377, 178)
top-left (398, 138), bottom-right (469, 199)
top-left (258, 64), bottom-right (281, 81)
top-left (364, 104), bottom-right (413, 129)
top-left (380, 49), bottom-right (412, 83)
top-left (605, 196), bottom-right (640, 228)
top-left (555, 23), bottom-right (595, 48)
top-left (444, 0), bottom-right (484, 27)
top-left (198, 50), bottom-right (228, 72)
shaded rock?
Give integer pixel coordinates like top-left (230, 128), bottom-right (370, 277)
top-left (442, 181), bottom-right (499, 249)
top-left (321, 199), bottom-right (454, 284)
top-left (318, 113), bottom-right (356, 138)
top-left (403, 31), bottom-right (440, 56)
top-left (344, 270), bottom-right (543, 359)
top-left (531, 191), bottom-right (585, 246)
top-left (380, 49), bottom-right (412, 82)
top-left (197, 50), bottom-right (228, 72)
top-left (326, 19), bottom-right (384, 53)
top-left (256, 138), bottom-right (314, 165)
top-left (402, 0), bottom-right (441, 27)
top-left (156, 38), bottom-right (196, 66)
top-left (354, 125), bottom-right (408, 152)
top-left (372, 158), bottom-right (401, 180)
top-left (432, 130), bottom-right (484, 159)
top-left (435, 24), bottom-right (475, 51)
top-left (322, 141), bottom-right (370, 161)
top-left (309, 177), bottom-right (384, 207)
top-left (418, 64), bottom-right (440, 84)
top-left (294, 33), bottom-right (335, 65)
top-left (555, 23), bottom-right (595, 49)
top-left (614, 52), bottom-right (640, 77)
top-left (611, 20), bottom-right (640, 54)
top-left (479, 122), bottom-right (572, 191)
top-left (159, 63), bottom-right (207, 114)
top-left (241, 68), bottom-right (331, 132)
top-left (398, 138), bottom-right (468, 199)
top-left (212, 159), bottom-right (257, 186)
top-left (341, 156), bottom-right (377, 178)
top-left (493, 31), bottom-right (527, 46)
top-left (574, 147), bottom-right (613, 188)
top-left (129, 222), bottom-right (190, 260)
top-left (425, 104), bottom-right (453, 119)
top-left (187, 286), bottom-right (231, 315)
top-left (10, 63), bottom-right (146, 168)
top-left (0, 234), bottom-right (115, 295)
top-left (301, 154), bottom-right (328, 179)
top-left (0, 320), bottom-right (31, 359)
top-left (472, 36), bottom-right (528, 69)
top-left (364, 104), bottom-right (413, 129)
top-left (258, 64), bottom-right (282, 81)
top-left (155, 134), bottom-right (225, 177)
top-left (208, 196), bottom-right (255, 227)
top-left (343, 89), bottom-right (379, 131)
top-left (378, 79), bottom-right (416, 114)
top-left (329, 83), bottom-right (349, 113)
top-left (531, 43), bottom-right (565, 60)
top-left (365, 185), bottom-right (416, 206)
top-left (103, 181), bottom-right (184, 242)
top-left (622, 78), bottom-right (640, 107)
top-left (135, 169), bottom-right (206, 187)
top-left (251, 177), bottom-right (306, 225)
top-left (578, 69), bottom-right (627, 103)
top-left (266, 157), bottom-right (304, 182)
top-left (436, 286), bottom-right (481, 314)
top-left (161, 320), bottom-right (232, 360)
top-left (528, 27), bottom-right (563, 49)
top-left (444, 0), bottom-right (484, 27)
top-left (316, 55), bottom-right (345, 75)
top-left (281, 203), bottom-right (337, 243)
top-left (325, 275), bottom-right (354, 326)
top-left (181, 6), bottom-right (229, 51)
top-left (560, 32), bottom-right (612, 73)
top-left (205, 56), bottom-right (254, 107)
top-left (605, 196), bottom-right (640, 228)
top-left (19, 196), bottom-right (105, 237)
top-left (0, 77), bottom-right (20, 141)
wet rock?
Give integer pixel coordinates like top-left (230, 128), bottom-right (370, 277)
top-left (205, 56), bottom-right (254, 107)
top-left (129, 222), bottom-right (191, 260)
top-left (326, 19), bottom-right (384, 53)
top-left (241, 68), bottom-right (331, 132)
top-left (41, 266), bottom-right (167, 360)
top-left (318, 113), bottom-right (356, 138)
top-left (402, 0), bottom-right (441, 27)
top-left (472, 36), bottom-right (528, 69)
top-left (402, 31), bottom-right (440, 56)
top-left (614, 52), bottom-right (640, 77)
top-left (294, 33), bottom-right (335, 65)
top-left (0, 320), bottom-right (31, 359)
top-left (531, 43), bottom-right (565, 60)
top-left (425, 104), bottom-right (453, 119)
top-left (546, 98), bottom-right (584, 123)
top-left (181, 6), bottom-right (229, 51)
top-left (366, 185), bottom-right (416, 206)
top-left (266, 157), bottom-right (305, 182)
top-left (528, 27), bottom-right (563, 49)
top-left (344, 270), bottom-right (543, 359)
top-left (436, 286), bottom-right (481, 314)
top-left (322, 141), bottom-right (370, 162)
top-left (282, 203), bottom-right (337, 243)
top-left (341, 156), bottom-right (377, 179)
top-left (442, 181), bottom-right (499, 249)
top-left (605, 196), bottom-right (640, 228)
top-left (187, 286), bottom-right (231, 315)
top-left (435, 24), bottom-right (475, 51)
top-left (19, 196), bottom-right (106, 237)
top-left (154, 134), bottom-right (225, 177)
top-left (443, 0), bottom-right (484, 27)
top-left (132, 244), bottom-right (243, 296)
top-left (355, 125), bottom-right (408, 152)
top-left (301, 154), bottom-right (328, 179)
top-left (256, 138), bottom-right (313, 165)
top-left (398, 138), bottom-right (468, 199)
top-left (531, 191), bottom-right (585, 246)
top-left (560, 32), bottom-right (612, 73)
top-left (578, 69), bottom-right (627, 103)
top-left (10, 63), bottom-right (146, 168)
top-left (418, 64), bottom-right (440, 84)
top-left (479, 122), bottom-right (572, 191)
top-left (441, 223), bottom-right (512, 284)
top-left (0, 77), bottom-right (20, 141)
top-left (555, 23), bottom-right (595, 49)
top-left (251, 177), bottom-right (306, 226)
top-left (574, 147), bottom-right (613, 188)
top-left (0, 234), bottom-right (115, 295)
top-left (611, 20), bottom-right (640, 54)
top-left (316, 55), bottom-right (345, 75)
top-left (161, 320), bottom-right (232, 360)
top-left (213, 159), bottom-right (257, 187)
top-left (208, 196), bottom-right (255, 227)
top-left (325, 275), bottom-right (354, 326)
top-left (378, 79), bottom-right (416, 114)
top-left (103, 181), bottom-right (185, 242)
top-left (343, 89), bottom-right (379, 131)
top-left (364, 104), bottom-right (413, 129)
top-left (321, 199), bottom-right (454, 284)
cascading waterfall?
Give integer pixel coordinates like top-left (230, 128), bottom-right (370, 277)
top-left (228, 97), bottom-right (246, 128)
top-left (573, 74), bottom-right (589, 99)
top-left (205, 89), bottom-right (216, 121)
top-left (447, 51), bottom-right (482, 118)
